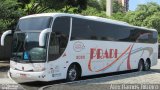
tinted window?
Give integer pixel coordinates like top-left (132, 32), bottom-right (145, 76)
top-left (135, 29), bottom-right (158, 43)
top-left (71, 18), bottom-right (132, 41)
top-left (16, 16), bottom-right (53, 31)
top-left (152, 32), bottom-right (158, 43)
top-left (49, 17), bottom-right (70, 61)
top-left (52, 17), bottom-right (70, 36)
top-left (71, 17), bottom-right (157, 44)
top-left (71, 18), bottom-right (94, 40)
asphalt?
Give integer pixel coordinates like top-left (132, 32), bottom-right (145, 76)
top-left (0, 60), bottom-right (24, 90)
top-left (0, 61), bottom-right (9, 78)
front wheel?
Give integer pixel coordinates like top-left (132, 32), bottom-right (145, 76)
top-left (66, 65), bottom-right (79, 82)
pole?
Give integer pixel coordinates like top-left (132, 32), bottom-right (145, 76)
top-left (106, 0), bottom-right (112, 16)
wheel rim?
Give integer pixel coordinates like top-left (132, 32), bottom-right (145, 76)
top-left (145, 62), bottom-right (150, 70)
top-left (139, 62), bottom-right (143, 71)
top-left (68, 68), bottom-right (77, 81)
top-left (139, 64), bottom-right (143, 71)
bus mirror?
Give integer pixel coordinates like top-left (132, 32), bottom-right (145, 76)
top-left (1, 30), bottom-right (12, 46)
top-left (39, 28), bottom-right (51, 46)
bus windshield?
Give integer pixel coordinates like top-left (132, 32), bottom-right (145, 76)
top-left (16, 16), bottom-right (53, 31)
top-left (12, 32), bottom-right (48, 63)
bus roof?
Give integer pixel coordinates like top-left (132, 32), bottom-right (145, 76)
top-left (20, 13), bottom-right (157, 32)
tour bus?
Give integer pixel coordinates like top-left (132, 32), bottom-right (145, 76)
top-left (0, 13), bottom-right (158, 82)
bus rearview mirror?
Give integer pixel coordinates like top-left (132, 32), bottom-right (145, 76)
top-left (39, 28), bottom-right (51, 46)
top-left (1, 30), bottom-right (12, 46)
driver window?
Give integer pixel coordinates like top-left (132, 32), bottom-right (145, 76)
top-left (48, 33), bottom-right (60, 61)
top-left (48, 16), bottom-right (70, 61)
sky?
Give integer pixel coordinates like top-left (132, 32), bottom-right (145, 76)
top-left (129, 0), bottom-right (160, 11)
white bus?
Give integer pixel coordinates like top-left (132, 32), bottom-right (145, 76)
top-left (0, 13), bottom-right (158, 82)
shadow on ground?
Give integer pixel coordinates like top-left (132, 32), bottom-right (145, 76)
top-left (0, 61), bottom-right (10, 72)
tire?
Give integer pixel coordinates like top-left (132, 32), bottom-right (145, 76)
top-left (138, 60), bottom-right (145, 71)
top-left (66, 65), bottom-right (79, 82)
top-left (144, 60), bottom-right (151, 71)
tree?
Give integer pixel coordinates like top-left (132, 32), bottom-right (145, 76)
top-left (18, 0), bottom-right (88, 14)
top-left (112, 0), bottom-right (124, 13)
top-left (18, 0), bottom-right (49, 15)
top-left (80, 0), bottom-right (107, 17)
top-left (143, 12), bottom-right (160, 32)
top-left (112, 2), bottom-right (160, 42)
top-left (0, 0), bottom-right (21, 32)
top-left (99, 0), bottom-right (124, 13)
top-left (88, 0), bottom-right (101, 11)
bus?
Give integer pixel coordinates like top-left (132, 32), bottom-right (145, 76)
top-left (0, 13), bottom-right (158, 82)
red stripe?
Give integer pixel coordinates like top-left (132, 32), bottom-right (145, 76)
top-left (127, 44), bottom-right (134, 70)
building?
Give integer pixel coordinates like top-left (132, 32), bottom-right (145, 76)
top-left (106, 0), bottom-right (129, 16)
top-left (116, 0), bottom-right (129, 12)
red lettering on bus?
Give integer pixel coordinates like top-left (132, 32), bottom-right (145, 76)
top-left (90, 48), bottom-right (118, 60)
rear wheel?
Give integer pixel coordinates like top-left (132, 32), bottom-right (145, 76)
top-left (66, 65), bottom-right (79, 82)
top-left (144, 60), bottom-right (151, 71)
top-left (138, 60), bottom-right (145, 71)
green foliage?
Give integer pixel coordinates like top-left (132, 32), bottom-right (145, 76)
top-left (111, 12), bottom-right (126, 21)
top-left (99, 0), bottom-right (124, 13)
top-left (81, 6), bottom-right (107, 18)
top-left (99, 0), bottom-right (106, 11)
top-left (143, 12), bottom-right (160, 32)
top-left (112, 2), bottom-right (160, 42)
top-left (88, 0), bottom-right (102, 11)
top-left (38, 0), bottom-right (87, 13)
top-left (18, 0), bottom-right (88, 14)
top-left (122, 2), bottom-right (160, 29)
top-left (0, 0), bottom-right (21, 32)
top-left (112, 1), bottom-right (124, 13)
top-left (0, 19), bottom-right (15, 32)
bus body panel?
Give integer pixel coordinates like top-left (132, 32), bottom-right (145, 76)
top-left (65, 40), bottom-right (158, 76)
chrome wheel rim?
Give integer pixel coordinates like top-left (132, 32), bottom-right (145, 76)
top-left (69, 68), bottom-right (77, 81)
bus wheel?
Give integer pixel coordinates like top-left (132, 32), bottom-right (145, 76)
top-left (138, 60), bottom-right (144, 71)
top-left (67, 64), bottom-right (79, 82)
top-left (145, 59), bottom-right (151, 71)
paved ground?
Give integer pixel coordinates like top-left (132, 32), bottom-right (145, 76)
top-left (0, 60), bottom-right (160, 90)
top-left (0, 61), bottom-right (24, 90)
top-left (0, 61), bottom-right (9, 78)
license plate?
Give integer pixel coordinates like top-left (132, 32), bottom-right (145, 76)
top-left (20, 74), bottom-right (27, 78)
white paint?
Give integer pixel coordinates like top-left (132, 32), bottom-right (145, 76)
top-left (39, 28), bottom-right (51, 46)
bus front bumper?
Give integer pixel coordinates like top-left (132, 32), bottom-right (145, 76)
top-left (9, 68), bottom-right (48, 83)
